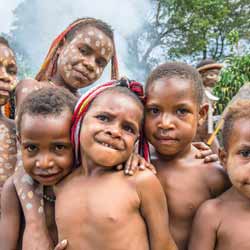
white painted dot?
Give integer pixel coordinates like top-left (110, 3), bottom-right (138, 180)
top-left (96, 40), bottom-right (101, 47)
top-left (101, 48), bottom-right (106, 55)
top-left (0, 168), bottom-right (4, 174)
top-left (84, 37), bottom-right (91, 44)
top-left (88, 31), bottom-right (94, 36)
top-left (38, 206), bottom-right (43, 213)
top-left (26, 203), bottom-right (33, 210)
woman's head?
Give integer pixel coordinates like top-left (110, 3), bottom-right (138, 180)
top-left (36, 18), bottom-right (119, 91)
top-left (0, 37), bottom-right (17, 106)
top-left (71, 80), bottom-right (148, 168)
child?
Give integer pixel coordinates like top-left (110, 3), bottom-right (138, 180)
top-left (144, 62), bottom-right (230, 250)
top-left (188, 100), bottom-right (250, 250)
top-left (55, 81), bottom-right (177, 250)
top-left (0, 37), bottom-right (17, 213)
top-left (0, 87), bottom-right (77, 250)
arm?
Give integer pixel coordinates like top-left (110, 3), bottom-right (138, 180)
top-left (188, 200), bottom-right (219, 250)
top-left (136, 170), bottom-right (177, 250)
top-left (0, 177), bottom-right (21, 250)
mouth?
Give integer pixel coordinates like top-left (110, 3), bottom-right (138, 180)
top-left (73, 68), bottom-right (91, 82)
top-left (155, 135), bottom-right (179, 144)
top-left (35, 172), bottom-right (61, 184)
top-left (0, 89), bottom-right (10, 98)
top-left (96, 140), bottom-right (124, 151)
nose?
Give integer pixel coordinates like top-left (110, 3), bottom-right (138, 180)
top-left (36, 154), bottom-right (54, 169)
top-left (84, 55), bottom-right (95, 72)
top-left (158, 113), bottom-right (175, 130)
top-left (106, 124), bottom-right (122, 138)
top-left (0, 67), bottom-right (11, 83)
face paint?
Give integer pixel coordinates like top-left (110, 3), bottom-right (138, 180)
top-left (95, 40), bottom-right (101, 47)
top-left (101, 48), bottom-right (106, 55)
top-left (0, 168), bottom-right (4, 174)
top-left (27, 191), bottom-right (34, 199)
top-left (26, 203), bottom-right (33, 210)
top-left (84, 37), bottom-right (91, 44)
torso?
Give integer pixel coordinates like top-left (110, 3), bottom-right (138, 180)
top-left (214, 191), bottom-right (250, 250)
top-left (55, 168), bottom-right (149, 250)
top-left (153, 149), bottom-right (217, 250)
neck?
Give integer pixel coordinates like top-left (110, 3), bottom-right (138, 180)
top-left (155, 143), bottom-right (193, 163)
top-left (51, 73), bottom-right (78, 95)
top-left (228, 186), bottom-right (250, 204)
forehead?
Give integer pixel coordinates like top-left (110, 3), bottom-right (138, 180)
top-left (0, 44), bottom-right (15, 60)
top-left (146, 77), bottom-right (196, 104)
top-left (229, 118), bottom-right (250, 147)
top-left (89, 91), bottom-right (143, 120)
top-left (20, 111), bottom-right (72, 138)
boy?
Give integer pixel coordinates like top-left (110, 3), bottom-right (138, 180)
top-left (0, 87), bottom-right (77, 250)
top-left (0, 37), bottom-right (17, 212)
top-left (189, 100), bottom-right (250, 250)
top-left (144, 62), bottom-right (230, 250)
top-left (55, 81), bottom-right (177, 250)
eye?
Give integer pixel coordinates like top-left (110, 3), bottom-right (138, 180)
top-left (55, 144), bottom-right (66, 152)
top-left (25, 144), bottom-right (38, 153)
top-left (7, 66), bottom-right (17, 75)
top-left (176, 108), bottom-right (189, 116)
top-left (96, 58), bottom-right (106, 68)
top-left (80, 46), bottom-right (90, 55)
top-left (123, 124), bottom-right (135, 134)
top-left (147, 107), bottom-right (160, 115)
top-left (96, 114), bottom-right (110, 122)
top-left (239, 150), bottom-right (250, 158)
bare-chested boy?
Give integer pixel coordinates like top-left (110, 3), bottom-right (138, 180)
top-left (144, 62), bottom-right (231, 250)
top-left (55, 81), bottom-right (177, 250)
top-left (0, 87), bottom-right (76, 250)
top-left (0, 37), bottom-right (17, 213)
top-left (189, 99), bottom-right (250, 250)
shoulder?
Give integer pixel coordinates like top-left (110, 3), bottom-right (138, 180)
top-left (202, 161), bottom-right (230, 195)
top-left (1, 176), bottom-right (19, 206)
top-left (132, 169), bottom-right (165, 198)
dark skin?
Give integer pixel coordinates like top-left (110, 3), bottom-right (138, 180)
top-left (0, 44), bottom-right (17, 213)
top-left (189, 118), bottom-right (250, 250)
top-left (55, 91), bottom-right (177, 250)
top-left (144, 77), bottom-right (230, 250)
top-left (0, 110), bottom-right (74, 250)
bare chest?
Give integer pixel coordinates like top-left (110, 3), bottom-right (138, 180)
top-left (216, 210), bottom-right (250, 250)
top-left (159, 167), bottom-right (210, 220)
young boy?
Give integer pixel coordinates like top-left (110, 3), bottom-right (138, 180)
top-left (0, 37), bottom-right (17, 213)
top-left (189, 100), bottom-right (250, 250)
top-left (55, 81), bottom-right (177, 250)
top-left (0, 87), bottom-right (77, 250)
top-left (144, 62), bottom-right (230, 250)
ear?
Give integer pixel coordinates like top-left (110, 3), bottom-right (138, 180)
top-left (198, 103), bottom-right (208, 127)
top-left (219, 147), bottom-right (227, 170)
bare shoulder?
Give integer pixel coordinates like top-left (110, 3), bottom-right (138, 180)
top-left (201, 161), bottom-right (230, 196)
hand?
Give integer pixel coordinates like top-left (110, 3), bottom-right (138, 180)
top-left (193, 142), bottom-right (218, 163)
top-left (53, 240), bottom-right (67, 250)
top-left (117, 153), bottom-right (156, 175)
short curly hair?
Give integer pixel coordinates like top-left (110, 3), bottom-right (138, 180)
top-left (0, 36), bottom-right (10, 48)
top-left (146, 62), bottom-right (204, 105)
top-left (17, 87), bottom-right (77, 133)
top-left (222, 99), bottom-right (250, 150)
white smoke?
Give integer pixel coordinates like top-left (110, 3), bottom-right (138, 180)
top-left (1, 0), bottom-right (152, 85)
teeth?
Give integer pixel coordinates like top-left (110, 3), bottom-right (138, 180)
top-left (101, 142), bottom-right (114, 149)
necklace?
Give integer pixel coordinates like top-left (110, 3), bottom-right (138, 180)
top-left (43, 193), bottom-right (56, 203)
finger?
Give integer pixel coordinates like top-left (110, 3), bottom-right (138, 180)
top-left (204, 154), bottom-right (219, 163)
top-left (195, 149), bottom-right (213, 159)
top-left (54, 239), bottom-right (67, 250)
top-left (129, 154), bottom-right (140, 175)
top-left (138, 158), bottom-right (146, 170)
top-left (145, 162), bottom-right (157, 174)
top-left (192, 142), bottom-right (210, 151)
top-left (124, 154), bottom-right (133, 175)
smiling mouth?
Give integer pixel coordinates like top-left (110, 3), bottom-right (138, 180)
top-left (73, 68), bottom-right (90, 82)
top-left (96, 140), bottom-right (124, 151)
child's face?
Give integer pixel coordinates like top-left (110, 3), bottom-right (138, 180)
top-left (19, 110), bottom-right (73, 186)
top-left (145, 77), bottom-right (204, 157)
top-left (80, 91), bottom-right (143, 168)
top-left (221, 118), bottom-right (250, 198)
top-left (57, 26), bottom-right (114, 90)
top-left (0, 44), bottom-right (17, 105)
